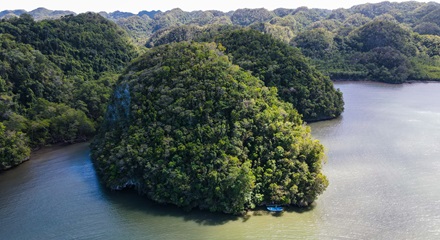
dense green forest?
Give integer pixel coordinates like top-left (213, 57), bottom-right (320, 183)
top-left (91, 42), bottom-right (328, 214)
top-left (150, 28), bottom-right (344, 121)
top-left (139, 2), bottom-right (440, 83)
top-left (0, 12), bottom-right (338, 214)
top-left (109, 1), bottom-right (440, 83)
top-left (0, 13), bottom-right (138, 170)
top-left (3, 2), bottom-right (439, 83)
top-left (4, 1), bottom-right (436, 214)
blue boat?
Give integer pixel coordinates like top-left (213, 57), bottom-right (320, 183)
top-left (266, 205), bottom-right (283, 212)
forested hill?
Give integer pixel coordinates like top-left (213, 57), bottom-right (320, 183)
top-left (149, 28), bottom-right (344, 121)
top-left (2, 2), bottom-right (440, 83)
top-left (140, 2), bottom-right (440, 83)
top-left (91, 42), bottom-right (329, 214)
top-left (0, 13), bottom-right (139, 170)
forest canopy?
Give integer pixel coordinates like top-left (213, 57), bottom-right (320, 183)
top-left (146, 28), bottom-right (344, 122)
top-left (0, 13), bottom-right (138, 170)
top-left (91, 42), bottom-right (328, 214)
top-left (99, 1), bottom-right (440, 83)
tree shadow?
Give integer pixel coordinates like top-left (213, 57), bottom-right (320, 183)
top-left (98, 185), bottom-right (318, 226)
top-left (283, 203), bottom-right (316, 214)
top-left (100, 187), bottom-right (242, 226)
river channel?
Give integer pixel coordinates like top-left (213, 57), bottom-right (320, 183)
top-left (1, 82), bottom-right (439, 239)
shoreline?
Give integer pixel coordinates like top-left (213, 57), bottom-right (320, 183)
top-left (331, 79), bottom-right (440, 84)
top-left (0, 140), bottom-right (90, 172)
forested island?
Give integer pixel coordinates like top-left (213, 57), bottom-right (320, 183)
top-left (1, 1), bottom-right (439, 214)
top-left (91, 42), bottom-right (328, 214)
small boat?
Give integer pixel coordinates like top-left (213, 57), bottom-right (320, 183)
top-left (266, 205), bottom-right (283, 212)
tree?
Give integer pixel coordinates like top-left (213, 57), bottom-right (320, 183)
top-left (91, 42), bottom-right (328, 214)
top-left (294, 28), bottom-right (335, 58)
top-left (0, 122), bottom-right (30, 170)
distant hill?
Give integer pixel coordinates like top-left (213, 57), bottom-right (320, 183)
top-left (0, 7), bottom-right (161, 21)
top-left (134, 1), bottom-right (440, 83)
top-left (0, 9), bottom-right (27, 19)
top-left (0, 7), bottom-right (75, 20)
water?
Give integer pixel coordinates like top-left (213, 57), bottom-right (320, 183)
top-left (1, 82), bottom-right (440, 239)
top-left (311, 82), bottom-right (440, 239)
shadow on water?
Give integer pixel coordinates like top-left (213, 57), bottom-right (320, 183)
top-left (284, 203), bottom-right (316, 214)
top-left (98, 181), bottom-right (317, 226)
top-left (81, 143), bottom-right (317, 227)
top-left (99, 186), bottom-right (241, 226)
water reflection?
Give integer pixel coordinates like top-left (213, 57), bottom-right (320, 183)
top-left (1, 82), bottom-right (440, 239)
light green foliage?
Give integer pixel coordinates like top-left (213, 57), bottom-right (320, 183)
top-left (27, 99), bottom-right (95, 144)
top-left (91, 42), bottom-right (328, 214)
top-left (249, 23), bottom-right (295, 44)
top-left (231, 8), bottom-right (276, 26)
top-left (116, 15), bottom-right (154, 45)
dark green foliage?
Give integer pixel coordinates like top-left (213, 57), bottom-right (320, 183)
top-left (211, 29), bottom-right (344, 122)
top-left (91, 42), bottom-right (328, 214)
top-left (291, 8), bottom-right (331, 30)
top-left (414, 22), bottom-right (440, 36)
top-left (0, 13), bottom-right (138, 169)
top-left (342, 13), bottom-right (371, 28)
top-left (361, 47), bottom-right (412, 83)
top-left (420, 7), bottom-right (440, 26)
top-left (0, 122), bottom-right (30, 170)
top-left (0, 34), bottom-right (71, 107)
top-left (116, 15), bottom-right (154, 45)
top-left (146, 24), bottom-right (239, 48)
top-left (350, 20), bottom-right (416, 55)
top-left (113, 1), bottom-right (440, 83)
top-left (145, 27), bottom-right (343, 122)
top-left (146, 25), bottom-right (204, 48)
top-left (0, 13), bottom-right (137, 80)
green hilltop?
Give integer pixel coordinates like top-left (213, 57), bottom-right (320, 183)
top-left (3, 0), bottom-right (438, 214)
top-left (91, 42), bottom-right (328, 214)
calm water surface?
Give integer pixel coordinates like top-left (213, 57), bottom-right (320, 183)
top-left (1, 82), bottom-right (440, 239)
